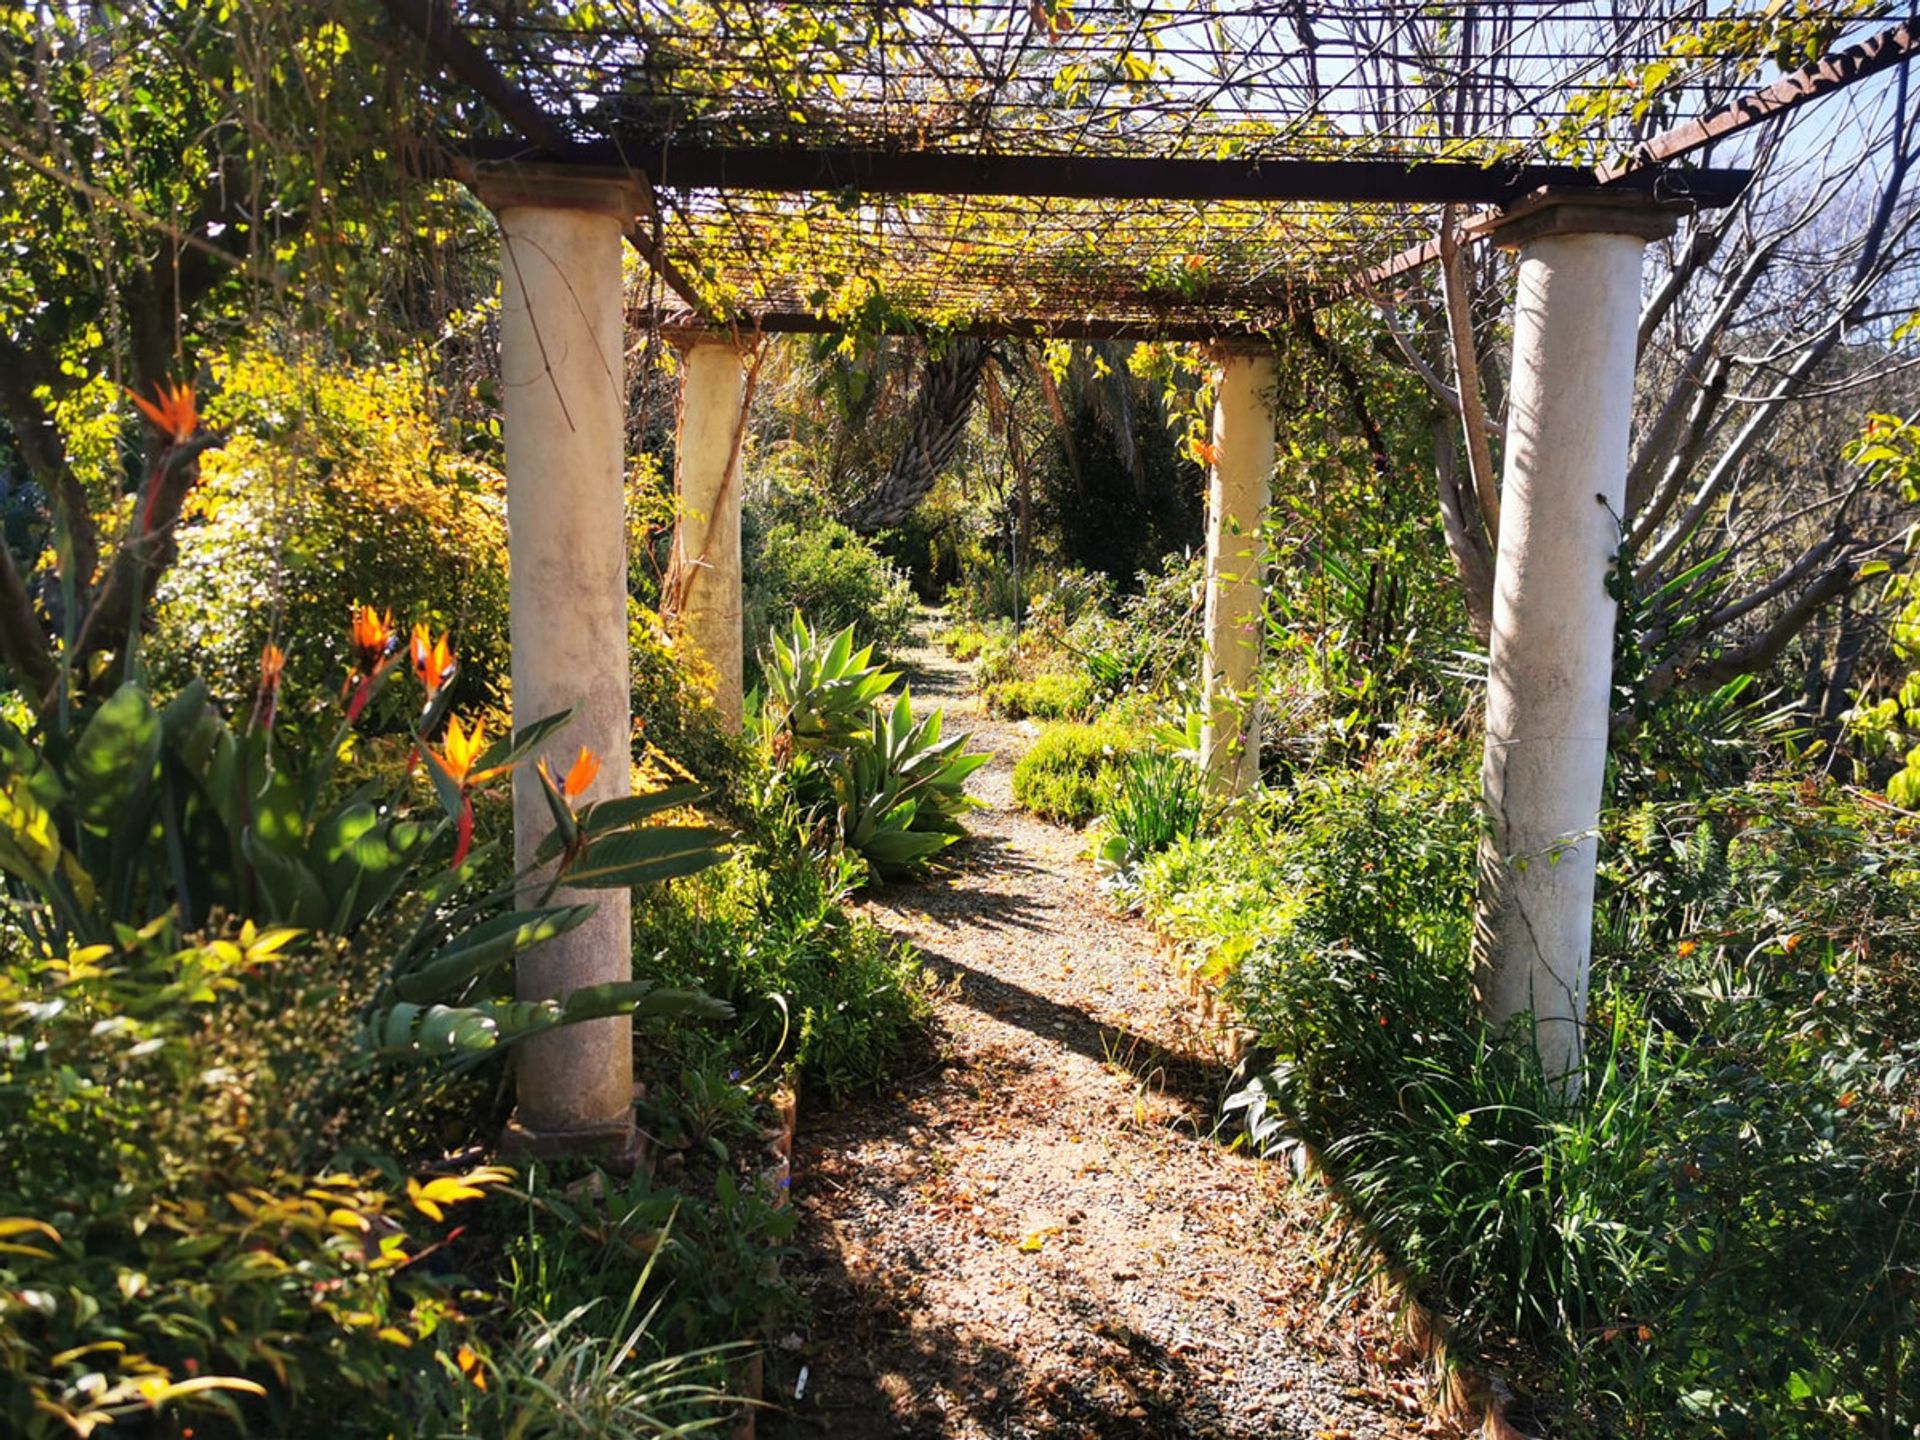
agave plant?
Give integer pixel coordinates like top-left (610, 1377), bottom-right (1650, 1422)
top-left (758, 617), bottom-right (989, 882)
top-left (762, 611), bottom-right (897, 745)
top-left (832, 691), bottom-right (989, 880)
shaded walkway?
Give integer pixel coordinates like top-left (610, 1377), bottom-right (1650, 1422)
top-left (763, 624), bottom-right (1435, 1439)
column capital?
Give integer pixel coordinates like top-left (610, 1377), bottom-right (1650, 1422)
top-left (1207, 338), bottom-right (1277, 363)
top-left (658, 320), bottom-right (755, 354)
top-left (1488, 188), bottom-right (1690, 250)
top-left (464, 161), bottom-right (643, 224)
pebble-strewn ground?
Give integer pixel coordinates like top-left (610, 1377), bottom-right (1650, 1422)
top-left (761, 628), bottom-right (1444, 1440)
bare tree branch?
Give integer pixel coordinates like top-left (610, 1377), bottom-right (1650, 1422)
top-left (1441, 207), bottom-right (1501, 541)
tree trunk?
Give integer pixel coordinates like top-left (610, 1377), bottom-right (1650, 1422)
top-left (843, 340), bottom-right (988, 533)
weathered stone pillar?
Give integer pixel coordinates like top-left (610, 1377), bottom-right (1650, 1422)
top-left (478, 169), bottom-right (642, 1162)
top-left (669, 335), bottom-right (749, 727)
top-left (1473, 193), bottom-right (1681, 1093)
top-left (1200, 350), bottom-right (1277, 793)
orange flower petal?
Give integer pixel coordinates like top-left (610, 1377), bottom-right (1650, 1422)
top-left (562, 747), bottom-right (600, 800)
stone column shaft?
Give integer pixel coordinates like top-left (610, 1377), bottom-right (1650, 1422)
top-left (484, 174), bottom-right (640, 1158)
top-left (672, 338), bottom-right (749, 727)
top-left (1474, 195), bottom-right (1680, 1092)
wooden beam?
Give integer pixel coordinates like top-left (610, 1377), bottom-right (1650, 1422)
top-left (1349, 18), bottom-right (1917, 300)
top-left (374, 3), bottom-right (721, 321)
top-left (1350, 168), bottom-right (1751, 296)
top-left (1596, 18), bottom-right (1920, 183)
top-left (470, 138), bottom-right (1628, 207)
top-left (645, 307), bottom-right (1292, 344)
top-left (374, 0), bottom-right (569, 154)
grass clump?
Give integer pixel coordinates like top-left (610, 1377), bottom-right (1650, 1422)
top-left (1094, 748), bottom-right (1204, 877)
top-left (1010, 720), bottom-right (1142, 825)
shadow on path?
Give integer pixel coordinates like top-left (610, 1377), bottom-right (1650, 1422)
top-left (762, 616), bottom-right (1433, 1440)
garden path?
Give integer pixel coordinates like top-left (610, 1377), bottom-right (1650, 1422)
top-left (761, 623), bottom-right (1439, 1440)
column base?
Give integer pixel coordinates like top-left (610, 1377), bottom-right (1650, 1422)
top-left (500, 1110), bottom-right (649, 1173)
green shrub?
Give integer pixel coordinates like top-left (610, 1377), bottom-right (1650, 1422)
top-left (631, 603), bottom-right (750, 803)
top-left (1009, 721), bottom-right (1142, 825)
top-left (974, 628), bottom-right (1023, 686)
top-left (950, 553), bottom-right (1031, 623)
top-left (481, 1086), bottom-right (798, 1367)
top-left (937, 622), bottom-right (999, 662)
top-left (634, 846), bottom-right (931, 1101)
top-left (1162, 764), bottom-right (1920, 1436)
top-left (1073, 550), bottom-right (1205, 701)
top-left (0, 612), bottom-right (740, 1434)
top-left (0, 920), bottom-right (515, 1437)
top-left (744, 519), bottom-right (916, 685)
top-left (148, 348), bottom-right (511, 742)
top-left (985, 670), bottom-right (1094, 720)
top-left (0, 658), bottom-right (728, 1059)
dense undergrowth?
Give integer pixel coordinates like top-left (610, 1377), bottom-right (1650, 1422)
top-left (946, 523), bottom-right (1920, 1435)
top-left (0, 350), bottom-right (942, 1438)
top-left (1151, 753), bottom-right (1920, 1436)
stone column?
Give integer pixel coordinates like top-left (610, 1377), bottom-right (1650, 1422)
top-left (670, 335), bottom-right (750, 727)
top-left (1473, 193), bottom-right (1681, 1094)
top-left (1200, 350), bottom-right (1277, 793)
top-left (478, 169), bottom-right (643, 1162)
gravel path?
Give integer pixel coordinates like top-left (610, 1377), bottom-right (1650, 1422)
top-left (762, 625), bottom-right (1440, 1440)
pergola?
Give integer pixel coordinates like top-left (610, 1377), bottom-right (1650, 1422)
top-left (371, 0), bottom-right (1918, 1157)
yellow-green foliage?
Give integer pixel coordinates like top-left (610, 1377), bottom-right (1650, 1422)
top-left (986, 671), bottom-right (1093, 721)
top-left (148, 348), bottom-right (510, 735)
top-left (1009, 720), bottom-right (1142, 825)
top-left (937, 624), bottom-right (987, 660)
top-left (631, 603), bottom-right (750, 798)
top-left (0, 925), bottom-right (507, 1436)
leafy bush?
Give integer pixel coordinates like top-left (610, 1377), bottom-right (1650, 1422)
top-left (1009, 720), bottom-right (1142, 825)
top-left (483, 1105), bottom-right (796, 1373)
top-left (744, 518), bottom-right (916, 685)
top-left (149, 349), bottom-right (511, 741)
top-left (1073, 549), bottom-right (1205, 701)
top-left (635, 842), bottom-right (930, 1101)
top-left (985, 670), bottom-right (1094, 720)
top-left (1149, 763), bottom-right (1920, 1436)
top-left (760, 614), bottom-right (987, 882)
top-left (949, 552), bottom-right (1033, 623)
top-left (0, 919), bottom-right (515, 1437)
top-left (0, 603), bottom-right (745, 1435)
top-left (0, 648), bottom-right (728, 1061)
top-left (974, 627), bottom-right (1023, 686)
top-left (631, 604), bottom-right (751, 804)
top-left (937, 621), bottom-right (1002, 662)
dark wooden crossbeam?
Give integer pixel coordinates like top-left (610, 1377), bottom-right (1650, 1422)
top-left (373, 0), bottom-right (720, 321)
top-left (1353, 18), bottom-right (1918, 299)
top-left (465, 137), bottom-right (1751, 208)
top-left (1597, 18), bottom-right (1920, 183)
top-left (646, 308), bottom-right (1291, 344)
